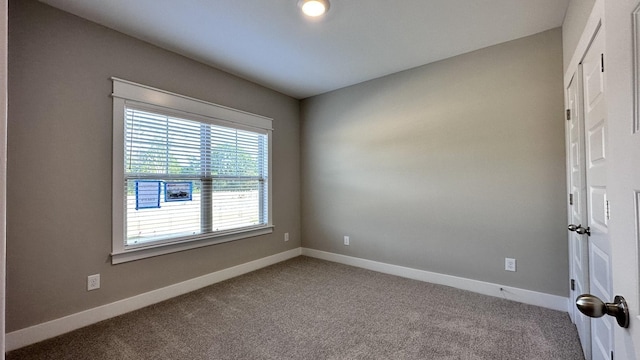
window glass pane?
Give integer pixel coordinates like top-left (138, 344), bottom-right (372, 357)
top-left (126, 109), bottom-right (203, 176)
top-left (211, 179), bottom-right (261, 231)
top-left (210, 125), bottom-right (262, 177)
top-left (126, 180), bottom-right (202, 245)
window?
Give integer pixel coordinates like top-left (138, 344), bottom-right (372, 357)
top-left (112, 78), bottom-right (273, 263)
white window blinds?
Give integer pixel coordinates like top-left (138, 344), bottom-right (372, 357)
top-left (124, 106), bottom-right (269, 247)
top-left (112, 78), bottom-right (273, 263)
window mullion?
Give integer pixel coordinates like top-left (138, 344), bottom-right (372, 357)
top-left (200, 124), bottom-right (212, 234)
top-left (258, 135), bottom-right (266, 224)
top-left (165, 116), bottom-right (170, 174)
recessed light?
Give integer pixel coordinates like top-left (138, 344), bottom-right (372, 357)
top-left (299, 0), bottom-right (330, 17)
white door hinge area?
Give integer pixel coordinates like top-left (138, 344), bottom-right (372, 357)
top-left (605, 200), bottom-right (611, 221)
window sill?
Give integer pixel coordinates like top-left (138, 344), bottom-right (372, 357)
top-left (111, 225), bottom-right (274, 264)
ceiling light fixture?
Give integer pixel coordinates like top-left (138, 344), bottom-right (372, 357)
top-left (299, 0), bottom-right (330, 17)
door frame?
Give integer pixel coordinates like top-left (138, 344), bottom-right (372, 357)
top-left (564, 1), bottom-right (606, 359)
top-left (564, 1), bottom-right (604, 299)
top-left (564, 0), bottom-right (604, 313)
top-left (565, 66), bottom-right (591, 359)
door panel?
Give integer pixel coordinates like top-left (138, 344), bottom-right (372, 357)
top-left (587, 123), bottom-right (606, 165)
top-left (590, 245), bottom-right (610, 299)
top-left (589, 187), bottom-right (607, 229)
top-left (592, 318), bottom-right (612, 360)
top-left (585, 62), bottom-right (603, 108)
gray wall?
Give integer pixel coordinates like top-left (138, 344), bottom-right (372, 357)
top-left (7, 0), bottom-right (300, 332)
top-left (8, 0), bottom-right (568, 335)
top-left (562, 0), bottom-right (597, 72)
top-left (301, 28), bottom-right (568, 296)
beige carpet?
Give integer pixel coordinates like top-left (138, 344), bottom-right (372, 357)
top-left (7, 256), bottom-right (585, 359)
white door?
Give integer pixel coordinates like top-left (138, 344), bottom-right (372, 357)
top-left (581, 29), bottom-right (613, 360)
top-left (609, 2), bottom-right (640, 358)
top-left (568, 2), bottom-right (640, 359)
top-left (568, 28), bottom-right (615, 360)
top-left (566, 70), bottom-right (591, 359)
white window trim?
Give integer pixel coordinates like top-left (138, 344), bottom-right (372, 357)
top-left (111, 78), bottom-right (273, 264)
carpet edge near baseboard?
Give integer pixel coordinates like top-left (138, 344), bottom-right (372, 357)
top-left (5, 247), bottom-right (302, 352)
top-left (301, 248), bottom-right (569, 313)
top-left (6, 247), bottom-right (569, 352)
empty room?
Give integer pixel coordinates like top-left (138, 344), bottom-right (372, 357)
top-left (2, 0), bottom-right (640, 359)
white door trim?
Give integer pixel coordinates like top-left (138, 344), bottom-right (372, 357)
top-left (563, 2), bottom-right (602, 317)
top-left (564, 0), bottom-right (604, 89)
top-left (564, 2), bottom-right (611, 358)
top-left (565, 68), bottom-right (592, 359)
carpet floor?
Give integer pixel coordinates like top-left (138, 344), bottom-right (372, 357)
top-left (7, 256), bottom-right (585, 359)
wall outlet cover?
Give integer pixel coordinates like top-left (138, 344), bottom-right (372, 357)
top-left (87, 274), bottom-right (100, 291)
top-left (505, 258), bottom-right (516, 272)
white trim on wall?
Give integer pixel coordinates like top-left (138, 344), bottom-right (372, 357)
top-left (5, 248), bottom-right (302, 352)
top-left (302, 248), bottom-right (569, 312)
top-left (7, 247), bottom-right (570, 352)
top-left (564, 0), bottom-right (604, 88)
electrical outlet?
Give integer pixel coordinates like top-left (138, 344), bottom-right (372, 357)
top-left (87, 274), bottom-right (100, 291)
top-left (284, 232), bottom-right (289, 242)
top-left (344, 236), bottom-right (350, 246)
top-left (505, 258), bottom-right (516, 272)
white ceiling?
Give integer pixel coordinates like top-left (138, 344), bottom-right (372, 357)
top-left (40, 0), bottom-right (570, 99)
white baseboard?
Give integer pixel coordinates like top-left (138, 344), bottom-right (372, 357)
top-left (301, 248), bottom-right (569, 312)
top-left (5, 248), bottom-right (302, 352)
top-left (7, 247), bottom-right (570, 351)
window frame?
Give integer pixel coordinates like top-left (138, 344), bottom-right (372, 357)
top-left (111, 78), bottom-right (273, 264)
